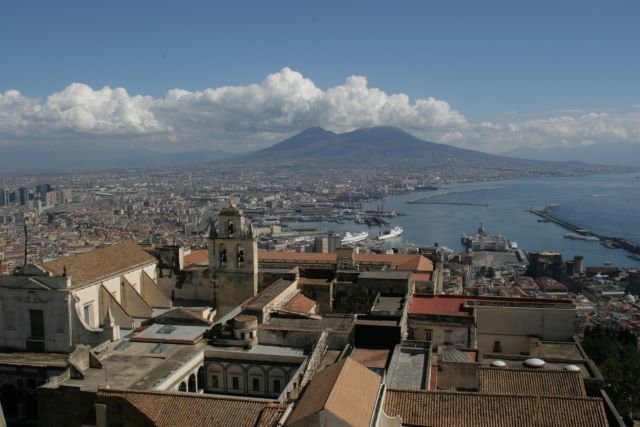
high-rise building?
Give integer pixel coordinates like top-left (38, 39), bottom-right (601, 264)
top-left (0, 188), bottom-right (10, 205)
top-left (18, 187), bottom-right (30, 206)
top-left (36, 183), bottom-right (51, 196)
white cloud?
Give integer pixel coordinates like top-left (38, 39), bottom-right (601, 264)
top-left (0, 84), bottom-right (165, 139)
top-left (1, 67), bottom-right (639, 153)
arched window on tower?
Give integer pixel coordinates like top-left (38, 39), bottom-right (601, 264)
top-left (237, 245), bottom-right (244, 267)
top-left (228, 221), bottom-right (235, 237)
top-left (220, 244), bottom-right (227, 267)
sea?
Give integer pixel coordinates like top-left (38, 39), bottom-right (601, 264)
top-left (292, 173), bottom-right (640, 269)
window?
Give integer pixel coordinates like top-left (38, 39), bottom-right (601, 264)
top-left (220, 245), bottom-right (227, 267)
top-left (493, 341), bottom-right (503, 353)
top-left (237, 245), bottom-right (245, 267)
top-left (444, 330), bottom-right (452, 344)
top-left (29, 310), bottom-right (44, 339)
top-left (252, 378), bottom-right (260, 391)
top-left (232, 376), bottom-right (239, 390)
top-left (273, 379), bottom-right (281, 393)
top-left (83, 303), bottom-right (93, 326)
top-left (424, 329), bottom-right (433, 341)
top-left (210, 375), bottom-right (219, 388)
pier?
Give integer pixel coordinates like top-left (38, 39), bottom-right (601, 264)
top-left (530, 208), bottom-right (640, 256)
top-left (407, 200), bottom-right (489, 207)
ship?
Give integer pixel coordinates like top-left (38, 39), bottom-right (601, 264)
top-left (341, 231), bottom-right (369, 245)
top-left (564, 233), bottom-right (599, 241)
top-left (377, 226), bottom-right (404, 241)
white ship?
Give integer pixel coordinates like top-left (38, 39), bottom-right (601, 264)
top-left (341, 231), bottom-right (369, 245)
top-left (377, 226), bottom-right (404, 241)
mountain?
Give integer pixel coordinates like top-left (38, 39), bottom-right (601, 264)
top-left (508, 143), bottom-right (640, 166)
top-left (240, 126), bottom-right (566, 170)
top-left (0, 147), bottom-right (234, 173)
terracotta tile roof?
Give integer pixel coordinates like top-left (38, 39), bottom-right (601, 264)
top-left (42, 241), bottom-right (156, 288)
top-left (383, 389), bottom-right (609, 427)
top-left (298, 277), bottom-right (333, 285)
top-left (97, 389), bottom-right (287, 427)
top-left (479, 368), bottom-right (586, 397)
top-left (408, 294), bottom-right (573, 316)
top-left (409, 295), bottom-right (473, 316)
top-left (287, 357), bottom-right (382, 427)
top-left (351, 348), bottom-right (390, 370)
top-left (259, 251), bottom-right (336, 263)
top-left (183, 249), bottom-right (209, 266)
top-left (411, 272), bottom-right (432, 282)
top-left (258, 250), bottom-right (434, 272)
top-left (282, 293), bottom-right (316, 313)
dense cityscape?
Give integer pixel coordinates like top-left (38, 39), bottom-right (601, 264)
top-left (0, 160), bottom-right (639, 426)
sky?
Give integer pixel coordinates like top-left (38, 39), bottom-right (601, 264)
top-left (1, 0), bottom-right (639, 154)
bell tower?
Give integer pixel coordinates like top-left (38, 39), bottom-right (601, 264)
top-left (208, 202), bottom-right (258, 318)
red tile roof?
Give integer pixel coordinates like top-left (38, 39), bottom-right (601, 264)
top-left (183, 249), bottom-right (209, 266)
top-left (259, 251), bottom-right (433, 272)
top-left (408, 294), bottom-right (574, 316)
top-left (97, 389), bottom-right (286, 427)
top-left (42, 241), bottom-right (156, 288)
top-left (283, 293), bottom-right (317, 313)
top-left (409, 296), bottom-right (473, 316)
top-left (351, 348), bottom-right (390, 370)
top-left (287, 357), bottom-right (382, 427)
top-left (384, 389), bottom-right (609, 427)
top-left (479, 368), bottom-right (586, 397)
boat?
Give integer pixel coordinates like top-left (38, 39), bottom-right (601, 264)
top-left (341, 231), bottom-right (369, 245)
top-left (563, 233), bottom-right (599, 241)
top-left (377, 226), bottom-right (403, 241)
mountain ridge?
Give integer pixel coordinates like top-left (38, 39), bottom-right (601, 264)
top-left (242, 126), bottom-right (544, 167)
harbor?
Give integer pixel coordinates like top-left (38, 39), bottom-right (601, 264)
top-left (529, 207), bottom-right (640, 257)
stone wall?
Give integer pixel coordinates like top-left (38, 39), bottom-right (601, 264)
top-left (38, 385), bottom-right (96, 427)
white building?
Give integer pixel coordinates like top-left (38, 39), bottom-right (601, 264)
top-left (0, 241), bottom-right (171, 353)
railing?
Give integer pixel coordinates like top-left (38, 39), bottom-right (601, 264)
top-left (300, 329), bottom-right (330, 388)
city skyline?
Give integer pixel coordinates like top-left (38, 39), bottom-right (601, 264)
top-left (1, 1), bottom-right (639, 155)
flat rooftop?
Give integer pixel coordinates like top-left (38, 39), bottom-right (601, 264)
top-left (205, 344), bottom-right (306, 364)
top-left (130, 323), bottom-right (208, 344)
top-left (371, 296), bottom-right (405, 312)
top-left (386, 344), bottom-right (430, 390)
top-left (63, 341), bottom-right (204, 390)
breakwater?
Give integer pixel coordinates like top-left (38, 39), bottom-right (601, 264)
top-left (407, 200), bottom-right (489, 207)
top-left (530, 208), bottom-right (640, 255)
